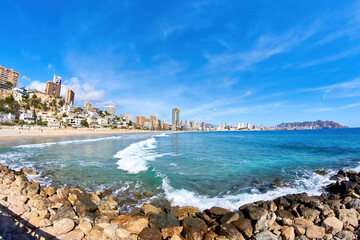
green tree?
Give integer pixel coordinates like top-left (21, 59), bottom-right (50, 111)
top-left (81, 120), bottom-right (89, 128)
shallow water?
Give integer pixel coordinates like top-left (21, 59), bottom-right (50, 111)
top-left (1, 129), bottom-right (360, 212)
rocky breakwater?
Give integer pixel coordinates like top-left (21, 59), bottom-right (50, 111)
top-left (0, 164), bottom-right (360, 240)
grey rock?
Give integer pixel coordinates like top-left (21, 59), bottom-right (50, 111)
top-left (252, 230), bottom-right (281, 240)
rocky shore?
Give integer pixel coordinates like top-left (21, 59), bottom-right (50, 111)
top-left (0, 164), bottom-right (360, 240)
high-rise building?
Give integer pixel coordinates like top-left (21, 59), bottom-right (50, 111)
top-left (105, 105), bottom-right (116, 115)
top-left (45, 81), bottom-right (61, 97)
top-left (65, 89), bottom-right (75, 104)
top-left (135, 116), bottom-right (146, 126)
top-left (45, 74), bottom-right (62, 97)
top-left (202, 122), bottom-right (206, 130)
top-left (53, 74), bottom-right (62, 85)
top-left (172, 108), bottom-right (180, 128)
top-left (0, 65), bottom-right (19, 89)
top-left (83, 101), bottom-right (93, 112)
top-left (149, 115), bottom-right (157, 128)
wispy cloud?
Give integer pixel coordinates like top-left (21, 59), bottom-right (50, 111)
top-left (308, 102), bottom-right (360, 113)
top-left (298, 46), bottom-right (360, 68)
top-left (205, 26), bottom-right (317, 71)
top-left (300, 77), bottom-right (360, 99)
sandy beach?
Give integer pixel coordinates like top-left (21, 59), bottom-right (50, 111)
top-left (0, 126), bottom-right (162, 141)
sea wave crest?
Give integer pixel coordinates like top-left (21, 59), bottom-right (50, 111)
top-left (161, 169), bottom-right (337, 211)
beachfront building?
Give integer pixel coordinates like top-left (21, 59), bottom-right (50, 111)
top-left (0, 65), bottom-right (19, 89)
top-left (61, 104), bottom-right (75, 114)
top-left (62, 117), bottom-right (82, 127)
top-left (45, 116), bottom-right (60, 128)
top-left (135, 116), bottom-right (146, 126)
top-left (97, 118), bottom-right (108, 126)
top-left (65, 89), bottom-right (75, 105)
top-left (83, 101), bottom-right (93, 112)
top-left (19, 113), bottom-right (34, 124)
top-left (120, 114), bottom-right (132, 123)
top-left (0, 113), bottom-right (16, 123)
top-left (105, 105), bottom-right (116, 115)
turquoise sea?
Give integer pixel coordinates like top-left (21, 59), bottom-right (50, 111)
top-left (1, 129), bottom-right (360, 212)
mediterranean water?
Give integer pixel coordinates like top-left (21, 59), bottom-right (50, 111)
top-left (1, 129), bottom-right (360, 212)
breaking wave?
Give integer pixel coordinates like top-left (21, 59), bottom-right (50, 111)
top-left (160, 169), bottom-right (338, 211)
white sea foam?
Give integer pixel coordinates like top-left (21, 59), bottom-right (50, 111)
top-left (114, 137), bottom-right (164, 174)
top-left (13, 135), bottom-right (123, 149)
top-left (155, 133), bottom-right (168, 137)
top-left (169, 163), bottom-right (177, 167)
top-left (161, 169), bottom-right (338, 211)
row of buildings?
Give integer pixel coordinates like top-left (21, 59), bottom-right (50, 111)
top-left (0, 64), bottom-right (261, 131)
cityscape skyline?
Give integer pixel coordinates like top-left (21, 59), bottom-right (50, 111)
top-left (1, 1), bottom-right (360, 126)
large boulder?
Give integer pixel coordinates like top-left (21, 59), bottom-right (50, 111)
top-left (75, 195), bottom-right (97, 216)
top-left (323, 216), bottom-right (343, 233)
top-left (281, 226), bottom-right (295, 240)
top-left (206, 206), bottom-right (230, 217)
top-left (106, 195), bottom-right (119, 210)
top-left (299, 207), bottom-right (320, 222)
top-left (252, 230), bottom-right (281, 240)
top-left (149, 213), bottom-right (180, 229)
top-left (171, 206), bottom-right (200, 220)
top-left (161, 226), bottom-right (183, 239)
top-left (220, 212), bottom-right (239, 225)
top-left (182, 217), bottom-right (207, 240)
top-left (337, 208), bottom-right (359, 228)
top-left (125, 216), bottom-right (149, 234)
top-left (142, 203), bottom-right (161, 215)
top-left (306, 225), bottom-right (325, 239)
top-left (254, 213), bottom-right (276, 233)
top-left (138, 227), bottom-right (162, 240)
top-left (53, 218), bottom-right (75, 236)
top-left (232, 219), bottom-right (253, 239)
top-left (242, 205), bottom-right (267, 220)
top-left (218, 223), bottom-right (245, 240)
top-left (78, 221), bottom-right (92, 235)
top-left (53, 206), bottom-right (77, 221)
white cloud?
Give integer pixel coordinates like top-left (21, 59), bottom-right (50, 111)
top-left (61, 77), bottom-right (104, 102)
top-left (28, 81), bottom-right (46, 92)
top-left (21, 76), bottom-right (31, 81)
top-left (48, 63), bottom-right (53, 69)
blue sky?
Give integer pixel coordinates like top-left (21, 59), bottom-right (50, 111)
top-left (1, 1), bottom-right (360, 127)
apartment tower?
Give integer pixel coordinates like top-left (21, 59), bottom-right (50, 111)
top-left (65, 89), bottom-right (75, 104)
top-left (0, 65), bottom-right (19, 88)
top-left (172, 108), bottom-right (180, 128)
top-left (45, 74), bottom-right (62, 97)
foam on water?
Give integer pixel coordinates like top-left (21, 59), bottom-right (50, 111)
top-left (13, 135), bottom-right (123, 149)
top-left (154, 133), bottom-right (168, 137)
top-left (115, 137), bottom-right (160, 174)
top-left (161, 169), bottom-right (337, 211)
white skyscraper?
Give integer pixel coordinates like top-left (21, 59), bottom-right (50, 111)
top-left (105, 105), bottom-right (116, 115)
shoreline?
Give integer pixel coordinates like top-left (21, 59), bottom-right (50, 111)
top-left (0, 126), bottom-right (169, 142)
top-left (0, 163), bottom-right (359, 239)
